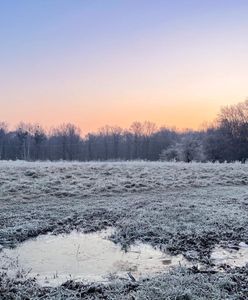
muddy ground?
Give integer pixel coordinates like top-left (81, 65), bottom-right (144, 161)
top-left (0, 161), bottom-right (248, 299)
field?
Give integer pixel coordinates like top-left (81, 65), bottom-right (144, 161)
top-left (0, 161), bottom-right (248, 299)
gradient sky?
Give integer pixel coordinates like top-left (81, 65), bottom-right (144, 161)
top-left (0, 0), bottom-right (248, 133)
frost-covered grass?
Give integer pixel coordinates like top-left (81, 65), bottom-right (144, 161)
top-left (0, 161), bottom-right (248, 299)
top-left (1, 265), bottom-right (248, 299)
top-left (0, 160), bottom-right (248, 200)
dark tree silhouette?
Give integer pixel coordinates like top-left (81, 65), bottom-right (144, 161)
top-left (0, 100), bottom-right (247, 162)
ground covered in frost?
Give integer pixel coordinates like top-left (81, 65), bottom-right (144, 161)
top-left (0, 161), bottom-right (248, 299)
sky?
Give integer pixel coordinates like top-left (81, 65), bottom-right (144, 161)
top-left (0, 0), bottom-right (248, 133)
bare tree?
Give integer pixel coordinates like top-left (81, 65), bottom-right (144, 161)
top-left (218, 100), bottom-right (248, 161)
top-left (130, 122), bottom-right (143, 159)
top-left (16, 122), bottom-right (33, 160)
top-left (0, 122), bottom-right (8, 160)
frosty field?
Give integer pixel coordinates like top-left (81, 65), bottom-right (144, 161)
top-left (0, 161), bottom-right (248, 299)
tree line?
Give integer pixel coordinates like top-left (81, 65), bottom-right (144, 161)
top-left (0, 100), bottom-right (247, 162)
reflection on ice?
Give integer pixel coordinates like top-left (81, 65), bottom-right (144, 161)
top-left (211, 242), bottom-right (248, 268)
top-left (0, 228), bottom-right (190, 287)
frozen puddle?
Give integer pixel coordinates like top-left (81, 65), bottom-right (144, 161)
top-left (211, 242), bottom-right (248, 268)
top-left (0, 229), bottom-right (190, 286)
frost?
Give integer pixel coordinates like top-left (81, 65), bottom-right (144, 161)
top-left (0, 161), bottom-right (247, 201)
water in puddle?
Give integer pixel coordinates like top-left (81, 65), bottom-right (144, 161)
top-left (0, 229), bottom-right (190, 286)
top-left (211, 242), bottom-right (248, 268)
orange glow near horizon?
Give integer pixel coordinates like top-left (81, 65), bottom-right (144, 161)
top-left (2, 94), bottom-right (246, 134)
